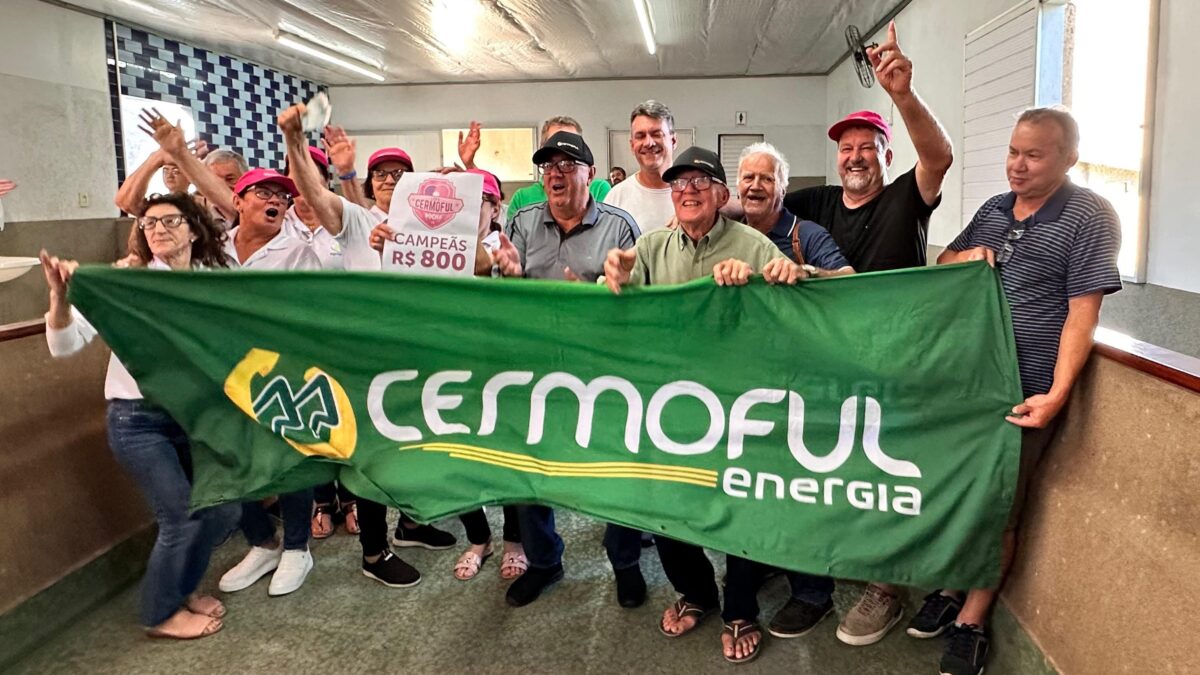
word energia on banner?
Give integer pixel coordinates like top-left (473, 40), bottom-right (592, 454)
top-left (366, 369), bottom-right (924, 516)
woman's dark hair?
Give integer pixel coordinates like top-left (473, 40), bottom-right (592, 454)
top-left (132, 192), bottom-right (229, 268)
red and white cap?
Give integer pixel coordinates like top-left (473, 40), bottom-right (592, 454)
top-left (368, 147), bottom-right (414, 171)
top-left (233, 168), bottom-right (298, 196)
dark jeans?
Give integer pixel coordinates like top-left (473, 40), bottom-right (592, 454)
top-left (460, 506), bottom-right (521, 546)
top-left (656, 536), bottom-right (768, 622)
top-left (106, 400), bottom-right (240, 627)
top-left (516, 505), bottom-right (644, 571)
top-left (241, 489), bottom-right (312, 551)
top-left (313, 481), bottom-right (356, 506)
top-left (785, 571), bottom-right (836, 606)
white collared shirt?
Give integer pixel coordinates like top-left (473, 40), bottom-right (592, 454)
top-left (282, 205), bottom-right (343, 269)
top-left (336, 200), bottom-right (385, 271)
top-left (224, 224), bottom-right (321, 270)
top-left (44, 258), bottom-right (176, 400)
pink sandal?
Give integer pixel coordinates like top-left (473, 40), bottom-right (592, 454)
top-left (453, 543), bottom-right (494, 581)
top-left (499, 548), bottom-right (528, 580)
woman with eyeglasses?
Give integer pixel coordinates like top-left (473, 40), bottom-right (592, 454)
top-left (40, 193), bottom-right (240, 639)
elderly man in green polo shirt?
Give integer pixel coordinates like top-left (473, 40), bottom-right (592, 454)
top-left (602, 147), bottom-right (804, 664)
top-left (604, 146), bottom-right (804, 292)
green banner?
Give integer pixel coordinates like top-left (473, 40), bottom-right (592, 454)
top-left (68, 262), bottom-right (1021, 589)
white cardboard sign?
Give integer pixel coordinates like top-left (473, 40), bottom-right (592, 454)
top-left (382, 172), bottom-right (482, 277)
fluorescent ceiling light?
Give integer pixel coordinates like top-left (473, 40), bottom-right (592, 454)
top-left (633, 0), bottom-right (656, 56)
top-left (120, 0), bottom-right (162, 14)
top-left (275, 31), bottom-right (386, 82)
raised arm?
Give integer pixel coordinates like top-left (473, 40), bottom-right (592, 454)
top-left (114, 149), bottom-right (166, 215)
top-left (458, 121), bottom-right (481, 170)
top-left (279, 104), bottom-right (344, 233)
top-left (138, 109), bottom-right (236, 220)
top-left (324, 125), bottom-right (369, 208)
top-left (868, 21), bottom-right (953, 206)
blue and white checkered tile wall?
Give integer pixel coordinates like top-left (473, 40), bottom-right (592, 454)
top-left (114, 23), bottom-right (323, 175)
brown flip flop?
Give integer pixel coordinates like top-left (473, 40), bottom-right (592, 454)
top-left (659, 597), bottom-right (717, 638)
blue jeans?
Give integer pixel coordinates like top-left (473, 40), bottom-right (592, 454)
top-left (517, 505), bottom-right (643, 571)
top-left (240, 489), bottom-right (313, 551)
top-left (106, 400), bottom-right (240, 627)
top-left (786, 571), bottom-right (835, 606)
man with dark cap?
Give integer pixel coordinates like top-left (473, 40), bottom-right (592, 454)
top-left (492, 130), bottom-right (644, 608)
top-left (603, 147), bottom-right (805, 664)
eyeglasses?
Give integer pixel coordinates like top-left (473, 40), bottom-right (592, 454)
top-left (669, 175), bottom-right (722, 192)
top-left (371, 168), bottom-right (405, 181)
top-left (137, 213), bottom-right (187, 230)
top-left (248, 187), bottom-right (291, 203)
top-left (538, 159), bottom-right (587, 175)
top-left (996, 226), bottom-right (1026, 265)
top-left (162, 166), bottom-right (182, 176)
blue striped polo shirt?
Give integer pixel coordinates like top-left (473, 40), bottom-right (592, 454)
top-left (948, 181), bottom-right (1122, 397)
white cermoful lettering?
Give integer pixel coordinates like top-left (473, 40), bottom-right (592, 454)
top-left (368, 370), bottom-right (924, 515)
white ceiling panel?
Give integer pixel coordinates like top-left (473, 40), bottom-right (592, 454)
top-left (61, 0), bottom-right (908, 85)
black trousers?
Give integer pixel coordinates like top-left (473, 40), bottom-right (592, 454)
top-left (357, 498), bottom-right (389, 557)
top-left (458, 506), bottom-right (521, 545)
top-left (655, 536), bottom-right (768, 622)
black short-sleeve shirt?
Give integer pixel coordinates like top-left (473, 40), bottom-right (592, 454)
top-left (782, 166), bottom-right (938, 272)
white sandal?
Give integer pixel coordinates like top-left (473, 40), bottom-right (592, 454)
top-left (453, 543), bottom-right (494, 581)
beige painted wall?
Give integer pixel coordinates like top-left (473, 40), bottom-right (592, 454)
top-left (1004, 355), bottom-right (1199, 673)
top-left (0, 333), bottom-right (150, 614)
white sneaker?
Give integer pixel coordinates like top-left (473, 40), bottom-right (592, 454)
top-left (268, 549), bottom-right (313, 596)
top-left (219, 545), bottom-right (282, 592)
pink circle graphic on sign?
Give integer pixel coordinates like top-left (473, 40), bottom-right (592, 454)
top-left (407, 178), bottom-right (465, 230)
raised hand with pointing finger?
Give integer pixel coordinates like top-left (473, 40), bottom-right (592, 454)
top-left (866, 21), bottom-right (912, 98)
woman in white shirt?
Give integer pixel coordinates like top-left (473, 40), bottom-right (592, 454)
top-left (42, 193), bottom-right (239, 639)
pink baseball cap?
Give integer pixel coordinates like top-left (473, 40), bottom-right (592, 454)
top-left (307, 146), bottom-right (329, 168)
top-left (828, 110), bottom-right (892, 144)
top-left (467, 168), bottom-right (501, 199)
top-left (368, 147), bottom-right (414, 171)
top-left (233, 168), bottom-right (298, 197)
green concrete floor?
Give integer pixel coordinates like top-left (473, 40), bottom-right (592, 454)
top-left (8, 510), bottom-right (1055, 674)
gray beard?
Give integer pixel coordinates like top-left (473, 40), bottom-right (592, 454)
top-left (843, 171), bottom-right (873, 193)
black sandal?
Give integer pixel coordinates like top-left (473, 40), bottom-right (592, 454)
top-left (659, 597), bottom-right (717, 638)
top-left (722, 621), bottom-right (764, 664)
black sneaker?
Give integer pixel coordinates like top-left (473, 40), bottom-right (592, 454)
top-left (505, 564), bottom-right (564, 607)
top-left (939, 623), bottom-right (989, 675)
top-left (907, 590), bottom-right (964, 638)
top-left (391, 523), bottom-right (456, 550)
top-left (361, 550), bottom-right (422, 588)
top-left (768, 597), bottom-right (834, 638)
top-left (614, 566), bottom-right (646, 608)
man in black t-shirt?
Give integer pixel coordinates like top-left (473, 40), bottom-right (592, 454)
top-left (769, 20), bottom-right (955, 649)
top-left (783, 23), bottom-right (951, 273)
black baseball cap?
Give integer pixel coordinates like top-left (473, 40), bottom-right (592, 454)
top-left (532, 131), bottom-right (594, 166)
top-left (662, 146), bottom-right (726, 184)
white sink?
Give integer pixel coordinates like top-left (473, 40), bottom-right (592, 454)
top-left (0, 256), bottom-right (38, 283)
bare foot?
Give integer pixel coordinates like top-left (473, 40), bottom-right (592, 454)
top-left (661, 604), bottom-right (700, 636)
top-left (185, 594), bottom-right (226, 618)
top-left (721, 620), bottom-right (762, 661)
top-left (146, 608), bottom-right (222, 639)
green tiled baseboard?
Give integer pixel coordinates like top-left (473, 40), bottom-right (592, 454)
top-left (0, 526), bottom-right (154, 671)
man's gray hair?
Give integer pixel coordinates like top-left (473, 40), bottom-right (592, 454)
top-left (204, 148), bottom-right (249, 174)
top-left (630, 100), bottom-right (675, 133)
top-left (738, 142), bottom-right (789, 187)
top-left (541, 116), bottom-right (582, 141)
top-left (1017, 106), bottom-right (1080, 156)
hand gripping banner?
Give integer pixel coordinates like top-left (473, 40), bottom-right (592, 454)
top-left (68, 262), bottom-right (1021, 589)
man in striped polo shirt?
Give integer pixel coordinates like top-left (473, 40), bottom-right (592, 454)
top-left (926, 107), bottom-right (1122, 675)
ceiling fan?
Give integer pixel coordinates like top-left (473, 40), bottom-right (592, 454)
top-left (845, 25), bottom-right (878, 88)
